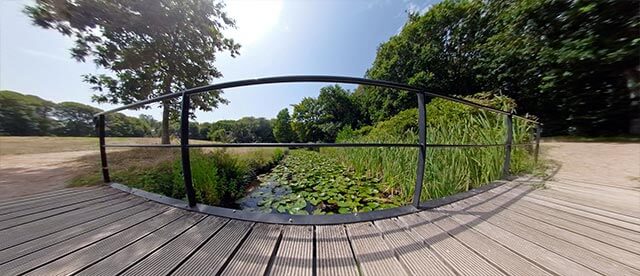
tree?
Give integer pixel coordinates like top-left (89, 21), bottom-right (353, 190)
top-left (291, 85), bottom-right (362, 142)
top-left (291, 97), bottom-right (324, 142)
top-left (0, 90), bottom-right (56, 135)
top-left (316, 85), bottom-right (362, 141)
top-left (361, 0), bottom-right (639, 135)
top-left (25, 0), bottom-right (241, 144)
top-left (479, 0), bottom-right (639, 135)
top-left (273, 109), bottom-right (296, 142)
top-left (53, 102), bottom-right (102, 136)
top-left (208, 117), bottom-right (275, 143)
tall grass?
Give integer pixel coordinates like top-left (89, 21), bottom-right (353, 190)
top-left (322, 93), bottom-right (537, 203)
top-left (71, 147), bottom-right (285, 206)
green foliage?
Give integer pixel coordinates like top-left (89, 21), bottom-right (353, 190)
top-left (325, 93), bottom-right (536, 202)
top-left (0, 90), bottom-right (161, 137)
top-left (208, 117), bottom-right (275, 143)
top-left (0, 90), bottom-right (56, 135)
top-left (255, 150), bottom-right (400, 215)
top-left (362, 0), bottom-right (639, 135)
top-left (53, 102), bottom-right (102, 136)
top-left (25, 0), bottom-right (241, 143)
top-left (292, 85), bottom-right (362, 142)
top-left (273, 109), bottom-right (297, 142)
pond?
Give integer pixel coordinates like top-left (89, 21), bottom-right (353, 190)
top-left (236, 149), bottom-right (402, 215)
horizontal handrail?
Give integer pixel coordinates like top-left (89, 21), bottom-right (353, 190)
top-left (102, 143), bottom-right (421, 148)
top-left (94, 74), bottom-right (543, 220)
top-left (101, 142), bottom-right (537, 148)
top-left (93, 75), bottom-right (538, 123)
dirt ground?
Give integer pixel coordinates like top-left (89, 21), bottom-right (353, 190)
top-left (542, 142), bottom-right (640, 189)
top-left (0, 141), bottom-right (638, 200)
top-left (0, 151), bottom-right (99, 199)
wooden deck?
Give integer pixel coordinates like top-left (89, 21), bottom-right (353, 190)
top-left (0, 177), bottom-right (638, 276)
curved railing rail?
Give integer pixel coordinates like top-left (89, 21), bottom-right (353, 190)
top-left (94, 75), bottom-right (541, 223)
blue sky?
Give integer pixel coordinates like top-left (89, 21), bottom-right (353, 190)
top-left (0, 0), bottom-right (437, 122)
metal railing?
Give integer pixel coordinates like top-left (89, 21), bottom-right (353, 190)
top-left (95, 75), bottom-right (541, 216)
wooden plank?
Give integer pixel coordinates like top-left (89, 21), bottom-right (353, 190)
top-left (527, 192), bottom-right (640, 225)
top-left (452, 196), bottom-right (640, 275)
top-left (438, 203), bottom-right (598, 275)
top-left (523, 194), bottom-right (640, 231)
top-left (220, 223), bottom-right (281, 276)
top-left (0, 206), bottom-right (168, 276)
top-left (374, 218), bottom-right (454, 275)
top-left (399, 213), bottom-right (504, 276)
top-left (171, 220), bottom-right (253, 276)
top-left (120, 216), bottom-right (228, 276)
top-left (0, 192), bottom-right (129, 239)
top-left (0, 189), bottom-right (122, 222)
top-left (507, 197), bottom-right (640, 242)
top-left (0, 199), bottom-right (147, 263)
top-left (345, 222), bottom-right (408, 276)
top-left (0, 187), bottom-right (110, 214)
top-left (270, 225), bottom-right (314, 276)
top-left (492, 183), bottom-right (640, 231)
top-left (25, 208), bottom-right (184, 275)
top-left (315, 225), bottom-right (359, 276)
top-left (479, 188), bottom-right (640, 254)
top-left (75, 214), bottom-right (205, 276)
top-left (0, 187), bottom-right (89, 206)
top-left (541, 185), bottom-right (640, 217)
top-left (427, 214), bottom-right (552, 276)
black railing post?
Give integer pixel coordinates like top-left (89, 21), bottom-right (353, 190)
top-left (96, 114), bottom-right (111, 183)
top-left (502, 112), bottom-right (513, 178)
top-left (412, 92), bottom-right (427, 207)
top-left (180, 94), bottom-right (197, 207)
top-left (534, 124), bottom-right (542, 164)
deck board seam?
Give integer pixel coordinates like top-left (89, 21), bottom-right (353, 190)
top-left (0, 191), bottom-right (128, 223)
top-left (470, 201), bottom-right (640, 271)
top-left (0, 192), bottom-right (129, 231)
top-left (47, 212), bottom-right (189, 275)
top-left (105, 215), bottom-right (207, 276)
top-left (494, 196), bottom-right (640, 254)
top-left (215, 222), bottom-right (256, 275)
top-left (6, 207), bottom-right (171, 275)
top-left (450, 202), bottom-right (631, 275)
top-left (527, 193), bottom-right (640, 224)
top-left (162, 218), bottom-right (233, 276)
top-left (0, 199), bottom-right (149, 260)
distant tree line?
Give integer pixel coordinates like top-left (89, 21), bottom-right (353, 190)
top-left (0, 90), bottom-right (161, 137)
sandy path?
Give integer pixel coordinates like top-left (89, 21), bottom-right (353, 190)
top-left (543, 142), bottom-right (640, 189)
top-left (0, 151), bottom-right (99, 200)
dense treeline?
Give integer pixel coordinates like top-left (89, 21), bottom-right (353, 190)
top-left (0, 90), bottom-right (161, 137)
top-left (359, 0), bottom-right (639, 136)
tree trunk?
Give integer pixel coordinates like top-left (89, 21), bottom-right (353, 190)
top-left (161, 100), bottom-right (171, 144)
top-left (160, 74), bottom-right (173, 144)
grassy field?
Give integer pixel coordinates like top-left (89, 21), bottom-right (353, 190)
top-left (0, 136), bottom-right (213, 156)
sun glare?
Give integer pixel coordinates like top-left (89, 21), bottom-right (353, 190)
top-left (224, 0), bottom-right (284, 47)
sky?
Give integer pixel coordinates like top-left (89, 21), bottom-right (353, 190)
top-left (0, 0), bottom-right (437, 122)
